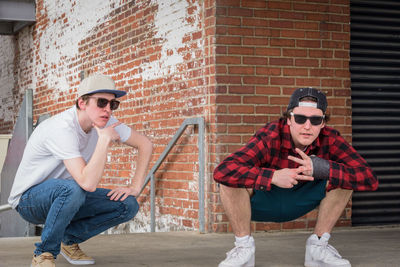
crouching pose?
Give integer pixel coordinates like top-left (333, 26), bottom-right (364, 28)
top-left (214, 87), bottom-right (378, 267)
top-left (8, 74), bottom-right (153, 267)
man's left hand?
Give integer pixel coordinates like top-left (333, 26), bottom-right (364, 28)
top-left (288, 148), bottom-right (313, 176)
top-left (107, 187), bottom-right (139, 201)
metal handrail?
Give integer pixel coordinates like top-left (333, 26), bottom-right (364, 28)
top-left (139, 117), bottom-right (205, 233)
top-left (0, 204), bottom-right (11, 212)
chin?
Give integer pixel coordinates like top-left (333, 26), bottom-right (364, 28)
top-left (300, 140), bottom-right (313, 147)
top-left (95, 121), bottom-right (108, 128)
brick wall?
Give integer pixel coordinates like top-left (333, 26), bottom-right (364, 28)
top-left (0, 36), bottom-right (16, 133)
top-left (211, 0), bottom-right (351, 232)
top-left (76, 0), bottom-right (213, 232)
top-left (1, 0), bottom-right (216, 233)
top-left (0, 0), bottom-right (352, 233)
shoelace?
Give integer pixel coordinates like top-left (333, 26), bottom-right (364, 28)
top-left (36, 254), bottom-right (54, 263)
top-left (226, 243), bottom-right (252, 258)
top-left (68, 244), bottom-right (86, 257)
top-left (319, 241), bottom-right (342, 259)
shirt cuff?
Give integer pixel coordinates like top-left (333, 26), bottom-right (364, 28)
top-left (254, 168), bottom-right (274, 191)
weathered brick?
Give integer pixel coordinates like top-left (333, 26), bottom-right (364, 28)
top-left (1, 0), bottom-right (352, 234)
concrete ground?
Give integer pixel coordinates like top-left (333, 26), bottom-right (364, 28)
top-left (1, 225), bottom-right (399, 267)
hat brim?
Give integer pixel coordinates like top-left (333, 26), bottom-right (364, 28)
top-left (84, 89), bottom-right (126, 98)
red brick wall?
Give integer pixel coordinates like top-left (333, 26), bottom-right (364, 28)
top-left (211, 0), bottom-right (351, 232)
top-left (2, 0), bottom-right (217, 232)
top-left (77, 0), bottom-right (215, 232)
top-left (1, 0), bottom-right (352, 233)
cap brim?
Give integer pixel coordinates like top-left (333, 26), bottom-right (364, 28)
top-left (85, 89), bottom-right (126, 98)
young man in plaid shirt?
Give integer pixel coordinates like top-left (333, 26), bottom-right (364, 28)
top-left (214, 87), bottom-right (378, 267)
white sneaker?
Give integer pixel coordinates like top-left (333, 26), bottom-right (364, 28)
top-left (218, 236), bottom-right (255, 267)
top-left (305, 233), bottom-right (351, 267)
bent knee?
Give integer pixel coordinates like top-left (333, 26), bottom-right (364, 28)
top-left (59, 181), bottom-right (86, 205)
top-left (328, 187), bottom-right (353, 196)
top-left (324, 187), bottom-right (353, 204)
top-left (220, 184), bottom-right (253, 197)
top-left (122, 196), bottom-right (139, 220)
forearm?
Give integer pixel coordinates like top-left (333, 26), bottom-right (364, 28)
top-left (310, 155), bottom-right (378, 191)
top-left (214, 160), bottom-right (274, 191)
top-left (325, 135), bottom-right (379, 191)
top-left (328, 161), bottom-right (378, 191)
top-left (130, 140), bottom-right (153, 193)
top-left (81, 135), bottom-right (111, 190)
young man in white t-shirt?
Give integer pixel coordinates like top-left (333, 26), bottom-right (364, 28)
top-left (8, 74), bottom-right (153, 267)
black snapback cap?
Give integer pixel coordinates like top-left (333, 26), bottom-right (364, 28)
top-left (287, 87), bottom-right (327, 113)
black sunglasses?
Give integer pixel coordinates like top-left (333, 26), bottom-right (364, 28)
top-left (290, 112), bottom-right (324, 126)
top-left (89, 97), bottom-right (120, 110)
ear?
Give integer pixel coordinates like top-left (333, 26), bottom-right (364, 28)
top-left (78, 98), bottom-right (87, 110)
top-left (287, 117), bottom-right (292, 126)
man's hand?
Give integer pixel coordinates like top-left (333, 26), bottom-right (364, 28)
top-left (107, 187), bottom-right (139, 201)
top-left (288, 148), bottom-right (313, 176)
top-left (93, 122), bottom-right (121, 143)
top-left (271, 166), bottom-right (314, 188)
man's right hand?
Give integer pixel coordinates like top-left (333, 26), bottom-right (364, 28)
top-left (271, 167), bottom-right (314, 188)
top-left (93, 122), bottom-right (121, 143)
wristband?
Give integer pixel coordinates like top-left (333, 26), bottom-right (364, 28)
top-left (310, 155), bottom-right (330, 180)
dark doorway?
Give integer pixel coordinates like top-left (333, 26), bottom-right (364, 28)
top-left (350, 0), bottom-right (400, 225)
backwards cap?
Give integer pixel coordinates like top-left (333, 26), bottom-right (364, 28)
top-left (287, 87), bottom-right (327, 113)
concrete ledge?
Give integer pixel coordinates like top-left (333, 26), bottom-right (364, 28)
top-left (1, 226), bottom-right (399, 266)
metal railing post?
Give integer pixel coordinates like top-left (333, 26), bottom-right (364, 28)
top-left (150, 174), bottom-right (155, 232)
top-left (197, 117), bottom-right (205, 233)
top-left (139, 117), bottom-right (205, 233)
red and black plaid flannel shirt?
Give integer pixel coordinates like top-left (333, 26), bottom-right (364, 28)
top-left (214, 118), bottom-right (378, 192)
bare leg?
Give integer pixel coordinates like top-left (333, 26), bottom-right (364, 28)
top-left (314, 188), bottom-right (353, 236)
top-left (218, 186), bottom-right (256, 267)
top-left (219, 185), bottom-right (253, 237)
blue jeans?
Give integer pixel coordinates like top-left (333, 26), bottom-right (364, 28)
top-left (16, 179), bottom-right (139, 256)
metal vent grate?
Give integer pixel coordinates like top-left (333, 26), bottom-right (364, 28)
top-left (350, 0), bottom-right (400, 226)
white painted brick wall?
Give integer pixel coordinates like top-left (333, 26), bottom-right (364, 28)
top-left (0, 0), bottom-right (205, 233)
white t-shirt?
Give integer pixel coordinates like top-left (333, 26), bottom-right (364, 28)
top-left (8, 107), bottom-right (131, 209)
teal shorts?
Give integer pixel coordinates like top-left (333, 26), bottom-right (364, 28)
top-left (250, 180), bottom-right (326, 222)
